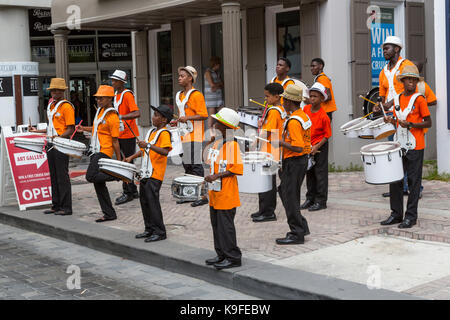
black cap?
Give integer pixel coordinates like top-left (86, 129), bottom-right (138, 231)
top-left (151, 105), bottom-right (173, 123)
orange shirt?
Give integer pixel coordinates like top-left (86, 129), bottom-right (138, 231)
top-left (208, 140), bottom-right (243, 210)
top-left (379, 57), bottom-right (415, 101)
top-left (394, 94), bottom-right (430, 151)
top-left (49, 101), bottom-right (75, 136)
top-left (282, 109), bottom-right (311, 160)
top-left (116, 91), bottom-right (140, 139)
top-left (140, 130), bottom-right (172, 182)
top-left (315, 73), bottom-right (337, 113)
top-left (260, 106), bottom-right (286, 161)
top-left (272, 77), bottom-right (295, 105)
top-left (95, 108), bottom-right (120, 158)
top-left (179, 89), bottom-right (208, 143)
top-left (303, 104), bottom-right (332, 146)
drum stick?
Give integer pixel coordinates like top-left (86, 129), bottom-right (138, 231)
top-left (362, 112), bottom-right (374, 119)
top-left (249, 99), bottom-right (269, 108)
top-left (70, 120), bottom-right (83, 140)
top-left (359, 95), bottom-right (378, 106)
top-left (255, 136), bottom-right (270, 144)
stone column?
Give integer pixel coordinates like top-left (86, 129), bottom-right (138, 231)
top-left (222, 2), bottom-right (243, 109)
top-left (52, 29), bottom-right (70, 99)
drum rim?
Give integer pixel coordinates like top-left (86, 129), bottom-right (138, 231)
top-left (344, 119), bottom-right (370, 132)
top-left (370, 122), bottom-right (396, 130)
top-left (98, 158), bottom-right (137, 170)
top-left (14, 138), bottom-right (46, 145)
top-left (173, 176), bottom-right (204, 183)
top-left (53, 137), bottom-right (87, 150)
top-left (340, 117), bottom-right (365, 131)
top-left (360, 142), bottom-right (401, 155)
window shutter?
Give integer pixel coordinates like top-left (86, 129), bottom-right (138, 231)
top-left (350, 0), bottom-right (371, 117)
top-left (134, 30), bottom-right (150, 127)
top-left (300, 2), bottom-right (320, 86)
top-left (406, 2), bottom-right (426, 77)
top-left (171, 21), bottom-right (186, 116)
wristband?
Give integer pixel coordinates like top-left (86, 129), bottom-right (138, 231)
top-left (146, 143), bottom-right (152, 149)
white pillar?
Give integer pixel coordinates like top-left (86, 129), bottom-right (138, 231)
top-left (0, 7), bottom-right (31, 61)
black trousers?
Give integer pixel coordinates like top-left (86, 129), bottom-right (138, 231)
top-left (327, 112), bottom-right (333, 122)
top-left (85, 153), bottom-right (117, 219)
top-left (119, 138), bottom-right (138, 196)
top-left (258, 175), bottom-right (277, 217)
top-left (182, 142), bottom-right (204, 177)
top-left (278, 156), bottom-right (310, 239)
top-left (210, 207), bottom-right (242, 263)
top-left (390, 149), bottom-right (424, 222)
top-left (46, 144), bottom-right (72, 213)
top-left (306, 142), bottom-right (329, 205)
top-left (139, 178), bottom-right (165, 236)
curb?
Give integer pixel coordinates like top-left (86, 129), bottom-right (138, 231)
top-left (0, 207), bottom-right (420, 300)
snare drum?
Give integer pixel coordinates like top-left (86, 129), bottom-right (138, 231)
top-left (237, 152), bottom-right (275, 194)
top-left (52, 137), bottom-right (87, 158)
top-left (340, 118), bottom-right (366, 138)
top-left (360, 142), bottom-right (404, 185)
top-left (238, 108), bottom-right (262, 128)
top-left (369, 118), bottom-right (397, 140)
top-left (168, 128), bottom-right (183, 157)
top-left (98, 158), bottom-right (137, 183)
top-left (13, 137), bottom-right (46, 154)
top-left (171, 176), bottom-right (207, 203)
top-left (356, 121), bottom-right (375, 140)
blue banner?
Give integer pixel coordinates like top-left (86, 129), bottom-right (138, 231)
top-left (371, 23), bottom-right (395, 87)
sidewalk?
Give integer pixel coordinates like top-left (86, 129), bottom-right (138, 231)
top-left (1, 162), bottom-right (449, 300)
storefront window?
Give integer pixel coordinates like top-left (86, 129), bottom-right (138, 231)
top-left (157, 31), bottom-right (173, 108)
top-left (201, 22), bottom-right (224, 93)
top-left (276, 10), bottom-right (301, 79)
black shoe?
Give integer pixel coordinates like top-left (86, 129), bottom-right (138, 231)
top-left (176, 200), bottom-right (185, 205)
top-left (252, 214), bottom-right (277, 223)
top-left (145, 234), bottom-right (167, 242)
top-left (54, 211), bottom-right (72, 216)
top-left (205, 256), bottom-right (225, 266)
top-left (133, 192), bottom-right (139, 199)
top-left (43, 209), bottom-right (58, 215)
top-left (276, 235), bottom-right (305, 245)
top-left (250, 212), bottom-right (262, 219)
top-left (308, 203), bottom-right (327, 212)
top-left (191, 198), bottom-right (209, 207)
top-left (398, 219), bottom-right (417, 229)
top-left (380, 215), bottom-right (403, 226)
top-left (115, 194), bottom-right (133, 205)
top-left (214, 259), bottom-right (242, 270)
top-left (96, 216), bottom-right (117, 223)
top-left (403, 190), bottom-right (410, 196)
top-left (382, 192), bottom-right (390, 198)
top-left (135, 231), bottom-right (152, 239)
top-left (300, 200), bottom-right (314, 210)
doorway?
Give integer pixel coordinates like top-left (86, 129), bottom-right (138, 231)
top-left (69, 75), bottom-right (96, 126)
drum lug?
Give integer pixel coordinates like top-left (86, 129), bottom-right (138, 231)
top-left (252, 163), bottom-right (256, 172)
top-left (372, 155), bottom-right (376, 164)
top-left (388, 152), bottom-right (392, 162)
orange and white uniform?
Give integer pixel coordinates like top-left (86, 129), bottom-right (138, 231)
top-left (89, 107), bottom-right (120, 157)
top-left (259, 105), bottom-right (287, 162)
top-left (379, 57), bottom-right (415, 103)
top-left (176, 88), bottom-right (208, 143)
top-left (114, 90), bottom-right (140, 139)
top-left (282, 109), bottom-right (312, 160)
top-left (47, 100), bottom-right (75, 137)
top-left (314, 73), bottom-right (337, 114)
top-left (139, 128), bottom-right (172, 181)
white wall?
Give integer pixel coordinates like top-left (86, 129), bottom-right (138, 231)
top-left (0, 7), bottom-right (31, 61)
top-left (434, 0), bottom-right (450, 174)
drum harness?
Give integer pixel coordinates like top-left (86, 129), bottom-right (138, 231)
top-left (258, 106), bottom-right (287, 150)
top-left (384, 58), bottom-right (405, 105)
top-left (47, 100), bottom-right (75, 138)
top-left (114, 89), bottom-right (133, 132)
top-left (88, 107), bottom-right (117, 156)
top-left (393, 93), bottom-right (423, 154)
top-left (175, 89), bottom-right (197, 136)
top-left (281, 114), bottom-right (312, 168)
top-left (138, 128), bottom-right (171, 180)
top-left (207, 139), bottom-right (232, 192)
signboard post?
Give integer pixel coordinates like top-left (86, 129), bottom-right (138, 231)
top-left (0, 125), bottom-right (52, 211)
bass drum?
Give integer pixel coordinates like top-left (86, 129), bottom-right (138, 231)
top-left (363, 87), bottom-right (383, 120)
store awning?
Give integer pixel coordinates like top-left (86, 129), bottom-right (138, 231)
top-left (51, 0), bottom-right (297, 31)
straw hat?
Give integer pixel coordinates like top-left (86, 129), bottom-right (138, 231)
top-left (397, 65), bottom-right (424, 82)
top-left (281, 84), bottom-right (304, 102)
top-left (47, 78), bottom-right (68, 90)
top-left (93, 85), bottom-right (115, 97)
top-left (309, 82), bottom-right (328, 100)
top-left (383, 36), bottom-right (403, 49)
top-left (109, 70), bottom-right (127, 83)
top-left (212, 108), bottom-right (240, 130)
top-left (178, 66), bottom-right (198, 83)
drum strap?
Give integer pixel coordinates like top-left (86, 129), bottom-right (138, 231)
top-left (271, 76), bottom-right (293, 87)
top-left (262, 106), bottom-right (287, 124)
top-left (175, 89), bottom-right (197, 135)
top-left (393, 93), bottom-right (423, 151)
top-left (139, 128), bottom-right (171, 179)
top-left (47, 100), bottom-right (74, 137)
top-left (384, 58), bottom-right (405, 103)
top-left (90, 107), bottom-right (117, 154)
top-left (207, 141), bottom-right (224, 192)
top-left (114, 89), bottom-right (133, 133)
top-left (281, 115), bottom-right (312, 160)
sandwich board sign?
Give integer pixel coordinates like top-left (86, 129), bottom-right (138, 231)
top-left (0, 124), bottom-right (52, 211)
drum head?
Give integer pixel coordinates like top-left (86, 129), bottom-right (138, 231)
top-left (361, 142), bottom-right (401, 155)
top-left (364, 87), bottom-right (383, 120)
top-left (53, 137), bottom-right (86, 150)
top-left (174, 176), bottom-right (204, 184)
top-left (100, 168), bottom-right (132, 183)
top-left (99, 158), bottom-right (137, 170)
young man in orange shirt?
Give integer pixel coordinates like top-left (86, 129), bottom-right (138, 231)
top-left (376, 65), bottom-right (432, 229)
top-left (310, 58), bottom-right (337, 121)
top-left (125, 105), bottom-right (173, 243)
top-left (110, 70), bottom-right (141, 206)
top-left (172, 66), bottom-right (209, 207)
top-left (272, 84), bottom-right (311, 245)
top-left (251, 83), bottom-right (287, 223)
top-left (79, 85), bottom-right (122, 223)
top-left (301, 83), bottom-right (332, 212)
top-left (204, 108), bottom-right (243, 270)
top-left (29, 78), bottom-right (75, 216)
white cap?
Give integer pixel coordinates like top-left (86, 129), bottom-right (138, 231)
top-left (109, 70), bottom-right (127, 83)
top-left (178, 66), bottom-right (198, 83)
top-left (383, 36), bottom-right (403, 49)
top-left (211, 108), bottom-right (240, 129)
top-left (309, 82), bottom-right (328, 101)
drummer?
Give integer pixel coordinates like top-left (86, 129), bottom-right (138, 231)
top-left (205, 108), bottom-right (243, 270)
top-left (29, 78), bottom-right (75, 216)
top-left (272, 84), bottom-right (311, 245)
top-left (172, 66), bottom-right (209, 207)
top-left (79, 85), bottom-right (122, 223)
top-left (110, 70), bottom-right (141, 206)
top-left (124, 105), bottom-right (173, 242)
top-left (271, 58), bottom-right (295, 105)
top-left (310, 58), bottom-right (337, 121)
top-left (251, 83), bottom-right (286, 223)
top-left (375, 65), bottom-right (432, 229)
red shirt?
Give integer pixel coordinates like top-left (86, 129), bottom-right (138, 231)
top-left (303, 105), bottom-right (332, 146)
